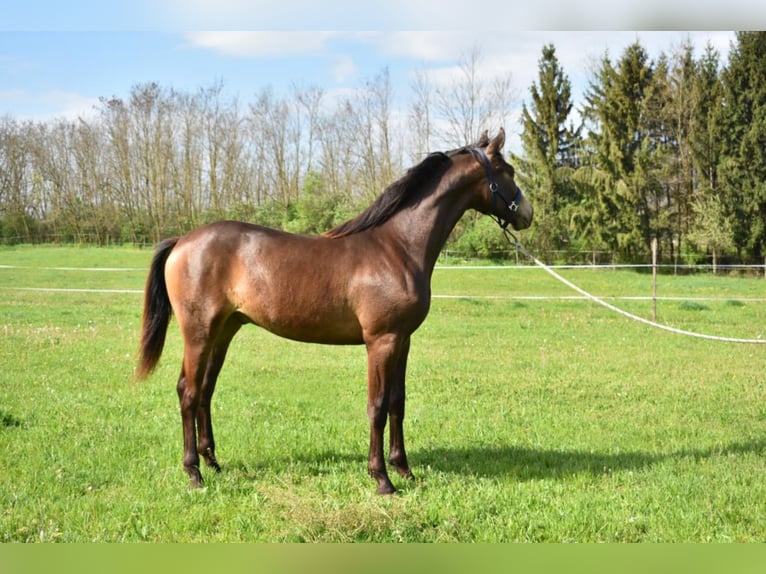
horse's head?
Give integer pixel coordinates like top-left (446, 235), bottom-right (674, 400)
top-left (469, 129), bottom-right (533, 231)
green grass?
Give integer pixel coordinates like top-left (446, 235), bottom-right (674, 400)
top-left (1, 245), bottom-right (765, 541)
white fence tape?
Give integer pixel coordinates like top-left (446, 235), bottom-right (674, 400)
top-left (511, 240), bottom-right (765, 345)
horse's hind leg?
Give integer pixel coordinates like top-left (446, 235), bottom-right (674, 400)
top-left (177, 341), bottom-right (209, 487)
top-left (196, 316), bottom-right (242, 472)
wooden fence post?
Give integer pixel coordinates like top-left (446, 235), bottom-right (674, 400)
top-left (652, 237), bottom-right (658, 322)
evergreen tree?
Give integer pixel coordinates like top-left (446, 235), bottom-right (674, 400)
top-left (577, 42), bottom-right (655, 261)
top-left (639, 53), bottom-right (673, 253)
top-left (517, 44), bottom-right (582, 257)
top-left (690, 42), bottom-right (723, 194)
top-left (687, 42), bottom-right (727, 263)
top-left (643, 43), bottom-right (699, 262)
top-left (718, 31), bottom-right (766, 261)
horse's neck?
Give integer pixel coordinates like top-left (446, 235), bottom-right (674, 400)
top-left (386, 178), bottom-right (475, 274)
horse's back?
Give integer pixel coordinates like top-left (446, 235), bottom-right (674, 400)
top-left (164, 221), bottom-right (366, 344)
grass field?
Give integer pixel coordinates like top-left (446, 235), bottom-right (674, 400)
top-left (1, 244), bottom-right (765, 542)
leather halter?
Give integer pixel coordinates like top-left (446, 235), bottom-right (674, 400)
top-left (469, 147), bottom-right (522, 230)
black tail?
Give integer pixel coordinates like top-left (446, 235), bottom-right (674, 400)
top-left (136, 238), bottom-right (178, 379)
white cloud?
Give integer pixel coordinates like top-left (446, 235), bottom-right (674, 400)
top-left (184, 31), bottom-right (336, 57)
top-left (374, 32), bottom-right (478, 62)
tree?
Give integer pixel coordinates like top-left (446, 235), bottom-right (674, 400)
top-left (639, 53), bottom-right (674, 258)
top-left (248, 88), bottom-right (297, 221)
top-left (648, 43), bottom-right (700, 262)
top-left (687, 42), bottom-right (725, 260)
top-left (687, 195), bottom-right (735, 272)
top-left (0, 117), bottom-right (38, 242)
top-left (433, 45), bottom-right (515, 147)
top-left (578, 42), bottom-right (656, 261)
top-left (517, 44), bottom-right (582, 256)
top-left (352, 67), bottom-right (398, 201)
top-left (718, 31), bottom-right (766, 261)
top-left (408, 68), bottom-right (433, 162)
top-left (690, 42), bottom-right (723, 194)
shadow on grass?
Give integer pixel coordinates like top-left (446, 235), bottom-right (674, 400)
top-left (414, 439), bottom-right (766, 480)
top-left (0, 409), bottom-right (24, 429)
top-left (228, 439), bottom-right (766, 483)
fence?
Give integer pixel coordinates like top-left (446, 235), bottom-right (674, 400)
top-left (2, 232), bottom-right (765, 278)
top-left (439, 248), bottom-right (766, 279)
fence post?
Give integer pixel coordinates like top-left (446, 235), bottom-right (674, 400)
top-left (652, 237), bottom-right (658, 322)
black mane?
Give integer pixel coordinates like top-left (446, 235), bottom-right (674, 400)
top-left (324, 150), bottom-right (460, 239)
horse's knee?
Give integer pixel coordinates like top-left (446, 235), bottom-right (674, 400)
top-left (368, 396), bottom-right (389, 428)
top-left (176, 376), bottom-right (186, 402)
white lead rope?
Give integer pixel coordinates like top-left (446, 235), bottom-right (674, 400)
top-left (508, 236), bottom-right (766, 345)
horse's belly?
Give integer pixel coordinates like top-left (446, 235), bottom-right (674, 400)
top-left (238, 290), bottom-right (364, 345)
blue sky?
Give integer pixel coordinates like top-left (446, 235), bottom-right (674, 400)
top-left (0, 1), bottom-right (754, 152)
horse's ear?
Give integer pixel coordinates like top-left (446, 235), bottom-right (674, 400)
top-left (486, 128), bottom-right (505, 155)
top-left (475, 130), bottom-right (490, 148)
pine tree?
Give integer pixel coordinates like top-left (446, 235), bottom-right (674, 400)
top-left (639, 53), bottom-right (672, 252)
top-left (686, 42), bottom-right (729, 264)
top-left (645, 43), bottom-right (699, 262)
top-left (718, 31), bottom-right (766, 261)
top-left (690, 42), bottom-right (722, 194)
top-left (577, 42), bottom-right (655, 261)
top-left (517, 44), bottom-right (582, 257)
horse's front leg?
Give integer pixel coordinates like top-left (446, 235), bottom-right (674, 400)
top-left (388, 336), bottom-right (414, 481)
top-left (365, 334), bottom-right (403, 495)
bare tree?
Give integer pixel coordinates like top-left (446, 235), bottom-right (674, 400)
top-left (434, 45), bottom-right (516, 147)
top-left (347, 67), bottom-right (400, 200)
top-left (293, 84), bottom-right (325, 177)
top-left (199, 82), bottom-right (245, 217)
top-left (101, 96), bottom-right (141, 241)
top-left (317, 100), bottom-right (359, 201)
top-left (0, 117), bottom-right (38, 240)
top-left (248, 88), bottom-right (294, 214)
top-left (409, 68), bottom-right (433, 162)
top-left (174, 88), bottom-right (204, 228)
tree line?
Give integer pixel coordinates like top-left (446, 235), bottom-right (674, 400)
top-left (518, 31), bottom-right (765, 267)
top-left (1, 33), bottom-right (764, 266)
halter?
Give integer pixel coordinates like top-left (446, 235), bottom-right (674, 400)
top-left (468, 147), bottom-right (522, 231)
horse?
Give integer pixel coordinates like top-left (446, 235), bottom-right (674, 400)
top-left (136, 128), bottom-right (533, 494)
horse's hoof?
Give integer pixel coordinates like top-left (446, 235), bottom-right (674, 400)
top-left (375, 482), bottom-right (398, 495)
top-left (394, 467), bottom-right (415, 481)
top-left (203, 448), bottom-right (221, 472)
top-left (186, 466), bottom-right (204, 488)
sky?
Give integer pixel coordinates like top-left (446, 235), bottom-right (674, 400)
top-left (1, 1), bottom-right (760, 153)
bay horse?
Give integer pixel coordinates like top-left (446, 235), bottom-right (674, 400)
top-left (136, 128), bottom-right (533, 494)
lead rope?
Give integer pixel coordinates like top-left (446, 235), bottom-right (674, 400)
top-left (499, 229), bottom-right (766, 345)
